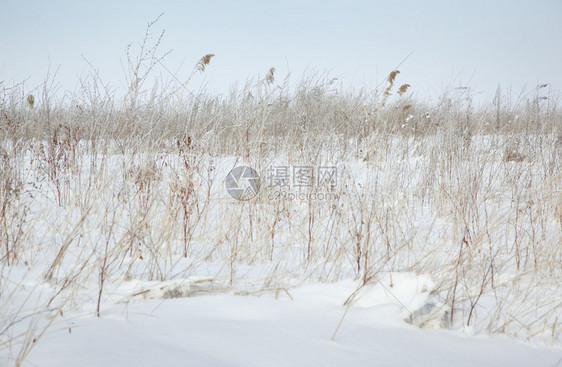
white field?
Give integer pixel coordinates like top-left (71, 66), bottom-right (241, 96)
top-left (1, 128), bottom-right (561, 365)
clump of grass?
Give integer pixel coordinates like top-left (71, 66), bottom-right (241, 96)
top-left (503, 145), bottom-right (525, 162)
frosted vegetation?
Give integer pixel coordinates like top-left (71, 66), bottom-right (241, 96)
top-left (1, 24), bottom-right (561, 365)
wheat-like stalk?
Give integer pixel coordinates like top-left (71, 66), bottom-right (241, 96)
top-left (170, 53), bottom-right (215, 121)
top-left (27, 94), bottom-right (35, 108)
top-left (398, 84), bottom-right (411, 96)
top-left (380, 70), bottom-right (402, 108)
top-left (196, 54), bottom-right (215, 72)
top-left (266, 67), bottom-right (275, 84)
top-left (388, 70), bottom-right (400, 86)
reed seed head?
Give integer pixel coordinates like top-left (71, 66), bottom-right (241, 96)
top-left (196, 54), bottom-right (215, 72)
top-left (388, 70), bottom-right (400, 85)
top-left (27, 94), bottom-right (35, 108)
top-left (266, 67), bottom-right (275, 84)
top-left (398, 84), bottom-right (411, 96)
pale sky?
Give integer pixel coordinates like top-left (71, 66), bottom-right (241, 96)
top-left (1, 0), bottom-right (561, 103)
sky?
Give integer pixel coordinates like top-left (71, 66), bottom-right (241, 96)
top-left (1, 0), bottom-right (561, 103)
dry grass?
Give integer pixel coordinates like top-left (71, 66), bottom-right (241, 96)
top-left (1, 27), bottom-right (561, 366)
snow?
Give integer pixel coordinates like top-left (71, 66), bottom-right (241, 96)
top-left (26, 281), bottom-right (561, 367)
top-left (2, 134), bottom-right (561, 366)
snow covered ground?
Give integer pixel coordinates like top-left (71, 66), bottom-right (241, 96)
top-left (1, 133), bottom-right (561, 366)
top-left (25, 280), bottom-right (562, 367)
